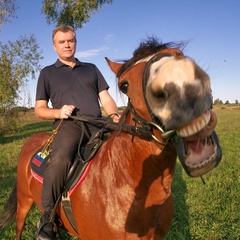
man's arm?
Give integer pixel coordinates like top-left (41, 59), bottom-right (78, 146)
top-left (99, 90), bottom-right (121, 123)
top-left (35, 100), bottom-right (75, 120)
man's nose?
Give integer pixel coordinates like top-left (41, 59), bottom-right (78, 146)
top-left (65, 41), bottom-right (70, 47)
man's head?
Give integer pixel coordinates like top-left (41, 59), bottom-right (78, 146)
top-left (52, 25), bottom-right (77, 61)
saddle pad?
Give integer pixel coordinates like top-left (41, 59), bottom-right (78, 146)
top-left (30, 149), bottom-right (93, 196)
top-left (30, 148), bottom-right (48, 177)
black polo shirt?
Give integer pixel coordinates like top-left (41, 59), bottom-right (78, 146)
top-left (36, 59), bottom-right (109, 118)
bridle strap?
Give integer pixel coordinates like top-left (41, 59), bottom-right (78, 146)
top-left (70, 107), bottom-right (153, 141)
top-left (142, 53), bottom-right (173, 125)
top-left (70, 99), bottom-right (174, 148)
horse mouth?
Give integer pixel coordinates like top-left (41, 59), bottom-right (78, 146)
top-left (171, 110), bottom-right (222, 177)
top-left (179, 133), bottom-right (219, 177)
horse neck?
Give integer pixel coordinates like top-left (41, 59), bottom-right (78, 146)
top-left (107, 111), bottom-right (177, 197)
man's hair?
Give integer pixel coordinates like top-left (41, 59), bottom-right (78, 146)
top-left (52, 26), bottom-right (76, 43)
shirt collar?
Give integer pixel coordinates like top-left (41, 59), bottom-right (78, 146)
top-left (55, 58), bottom-right (85, 68)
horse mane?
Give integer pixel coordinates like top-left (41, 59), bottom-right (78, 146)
top-left (116, 37), bottom-right (187, 78)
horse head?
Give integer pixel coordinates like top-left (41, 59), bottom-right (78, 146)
top-left (106, 38), bottom-right (222, 178)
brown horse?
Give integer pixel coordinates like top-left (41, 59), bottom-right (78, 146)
top-left (0, 38), bottom-right (222, 239)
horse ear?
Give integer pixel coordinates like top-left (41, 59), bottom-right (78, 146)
top-left (105, 57), bottom-right (122, 75)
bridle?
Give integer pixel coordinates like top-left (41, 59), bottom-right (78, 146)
top-left (122, 51), bottom-right (180, 145)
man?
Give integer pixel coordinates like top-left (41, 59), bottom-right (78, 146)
top-left (35, 25), bottom-right (120, 239)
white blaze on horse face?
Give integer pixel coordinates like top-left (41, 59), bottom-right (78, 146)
top-left (149, 56), bottom-right (196, 90)
top-left (146, 57), bottom-right (196, 121)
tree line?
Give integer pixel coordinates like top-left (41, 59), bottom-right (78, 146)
top-left (214, 99), bottom-right (239, 105)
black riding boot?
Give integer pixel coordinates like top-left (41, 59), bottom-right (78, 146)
top-left (36, 211), bottom-right (57, 240)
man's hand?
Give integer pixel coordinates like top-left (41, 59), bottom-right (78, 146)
top-left (60, 105), bottom-right (75, 119)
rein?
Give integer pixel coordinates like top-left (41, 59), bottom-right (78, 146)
top-left (70, 100), bottom-right (174, 148)
top-left (70, 104), bottom-right (154, 141)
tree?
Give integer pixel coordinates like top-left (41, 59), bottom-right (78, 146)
top-left (42, 0), bottom-right (113, 29)
top-left (0, 35), bottom-right (43, 134)
top-left (0, 35), bottom-right (42, 108)
top-left (213, 98), bottom-right (223, 105)
top-left (0, 0), bottom-right (17, 28)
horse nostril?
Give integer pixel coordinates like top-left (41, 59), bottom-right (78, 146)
top-left (152, 89), bottom-right (167, 100)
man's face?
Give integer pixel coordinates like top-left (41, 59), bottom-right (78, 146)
top-left (53, 30), bottom-right (76, 60)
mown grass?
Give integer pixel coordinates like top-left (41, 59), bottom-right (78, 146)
top-left (0, 107), bottom-right (239, 239)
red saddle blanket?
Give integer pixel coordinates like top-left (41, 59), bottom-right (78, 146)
top-left (30, 150), bottom-right (93, 196)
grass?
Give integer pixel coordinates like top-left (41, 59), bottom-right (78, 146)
top-left (0, 107), bottom-right (240, 239)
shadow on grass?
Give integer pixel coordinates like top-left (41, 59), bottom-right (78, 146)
top-left (164, 162), bottom-right (191, 239)
top-left (0, 121), bottom-right (52, 144)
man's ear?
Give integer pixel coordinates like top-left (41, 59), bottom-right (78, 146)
top-left (53, 43), bottom-right (57, 52)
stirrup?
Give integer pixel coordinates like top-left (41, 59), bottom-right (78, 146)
top-left (36, 220), bottom-right (57, 240)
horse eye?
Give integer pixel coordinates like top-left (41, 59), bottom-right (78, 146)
top-left (119, 82), bottom-right (129, 94)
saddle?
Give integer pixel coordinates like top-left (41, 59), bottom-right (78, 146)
top-left (31, 128), bottom-right (111, 233)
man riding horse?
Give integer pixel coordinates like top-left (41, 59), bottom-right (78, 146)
top-left (34, 25), bottom-right (120, 239)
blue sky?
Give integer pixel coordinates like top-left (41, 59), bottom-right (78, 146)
top-left (1, 0), bottom-right (240, 106)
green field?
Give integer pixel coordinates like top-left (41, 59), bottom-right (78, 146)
top-left (0, 107), bottom-right (239, 239)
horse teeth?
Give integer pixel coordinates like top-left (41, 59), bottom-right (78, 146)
top-left (177, 110), bottom-right (211, 137)
top-left (186, 145), bottom-right (217, 169)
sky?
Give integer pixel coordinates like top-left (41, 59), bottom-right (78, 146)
top-left (1, 0), bottom-right (240, 107)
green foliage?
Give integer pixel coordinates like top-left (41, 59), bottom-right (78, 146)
top-left (42, 0), bottom-right (113, 29)
top-left (0, 108), bottom-right (18, 135)
top-left (213, 98), bottom-right (223, 105)
top-left (0, 0), bottom-right (17, 28)
top-left (0, 35), bottom-right (43, 134)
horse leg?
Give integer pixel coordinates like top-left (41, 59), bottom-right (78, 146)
top-left (16, 190), bottom-right (34, 240)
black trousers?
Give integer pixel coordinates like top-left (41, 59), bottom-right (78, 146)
top-left (41, 119), bottom-right (96, 211)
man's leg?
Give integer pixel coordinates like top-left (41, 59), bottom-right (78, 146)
top-left (37, 120), bottom-right (85, 239)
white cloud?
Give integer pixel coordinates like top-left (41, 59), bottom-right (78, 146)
top-left (76, 46), bottom-right (110, 58)
top-left (75, 34), bottom-right (114, 59)
top-left (76, 49), bottom-right (100, 58)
